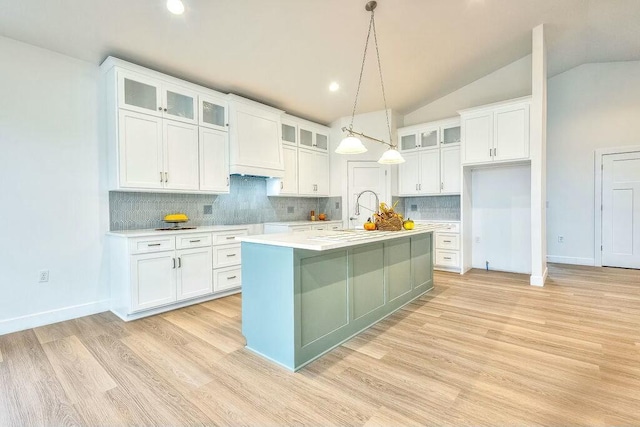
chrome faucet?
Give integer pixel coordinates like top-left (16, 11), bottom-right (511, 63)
top-left (354, 190), bottom-right (379, 216)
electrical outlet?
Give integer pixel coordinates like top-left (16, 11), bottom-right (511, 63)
top-left (287, 206), bottom-right (294, 214)
top-left (410, 204), bottom-right (418, 212)
top-left (39, 270), bottom-right (49, 283)
top-left (475, 237), bottom-right (481, 243)
top-left (203, 204), bottom-right (212, 215)
top-left (558, 236), bottom-right (564, 243)
top-left (335, 202), bottom-right (340, 210)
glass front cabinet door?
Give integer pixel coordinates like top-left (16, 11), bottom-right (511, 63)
top-left (162, 83), bottom-right (198, 125)
top-left (441, 122), bottom-right (461, 145)
top-left (281, 121), bottom-right (297, 145)
top-left (199, 95), bottom-right (228, 131)
top-left (118, 70), bottom-right (162, 116)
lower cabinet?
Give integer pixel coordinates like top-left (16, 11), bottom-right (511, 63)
top-left (416, 221), bottom-right (461, 272)
top-left (109, 227), bottom-right (247, 321)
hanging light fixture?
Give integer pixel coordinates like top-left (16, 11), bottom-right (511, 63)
top-left (335, 1), bottom-right (404, 164)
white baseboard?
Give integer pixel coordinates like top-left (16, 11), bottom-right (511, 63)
top-left (0, 299), bottom-right (110, 336)
top-left (546, 255), bottom-right (595, 266)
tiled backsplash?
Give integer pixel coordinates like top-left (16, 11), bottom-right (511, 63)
top-left (110, 175), bottom-right (342, 231)
top-left (400, 195), bottom-right (460, 221)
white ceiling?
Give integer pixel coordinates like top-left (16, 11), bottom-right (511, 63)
top-left (1, 0), bottom-right (639, 124)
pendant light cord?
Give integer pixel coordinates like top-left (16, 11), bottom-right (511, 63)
top-left (348, 8), bottom-right (394, 147)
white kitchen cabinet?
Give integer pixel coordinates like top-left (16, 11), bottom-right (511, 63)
top-left (104, 57), bottom-right (231, 194)
top-left (298, 122), bottom-right (329, 152)
top-left (298, 148), bottom-right (329, 196)
top-left (460, 97), bottom-right (531, 165)
top-left (108, 226), bottom-right (248, 321)
top-left (131, 251), bottom-right (176, 312)
top-left (176, 246), bottom-right (213, 301)
top-left (263, 221), bottom-right (343, 234)
top-left (118, 70), bottom-right (197, 125)
top-left (118, 111), bottom-right (199, 192)
top-left (199, 94), bottom-right (228, 131)
top-left (416, 221), bottom-right (461, 272)
top-left (118, 110), bottom-right (164, 189)
top-left (281, 119), bottom-right (297, 146)
top-left (199, 127), bottom-right (230, 193)
top-left (397, 117), bottom-right (461, 196)
top-left (163, 120), bottom-right (200, 191)
top-left (227, 94), bottom-right (284, 178)
top-left (280, 145), bottom-right (299, 195)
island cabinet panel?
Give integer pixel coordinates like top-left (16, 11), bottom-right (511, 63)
top-left (350, 244), bottom-right (385, 321)
top-left (241, 231), bottom-right (434, 372)
top-left (298, 251), bottom-right (349, 347)
top-left (386, 238), bottom-right (413, 303)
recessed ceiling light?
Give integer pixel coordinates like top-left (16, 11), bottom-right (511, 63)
top-left (167, 0), bottom-right (185, 15)
top-left (329, 82), bottom-right (340, 92)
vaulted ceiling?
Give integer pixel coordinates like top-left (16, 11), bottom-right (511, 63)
top-left (1, 0), bottom-right (639, 124)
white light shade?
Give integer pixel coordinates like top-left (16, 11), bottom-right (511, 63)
top-left (377, 148), bottom-right (405, 164)
top-left (167, 0), bottom-right (185, 14)
top-left (335, 135), bottom-right (367, 154)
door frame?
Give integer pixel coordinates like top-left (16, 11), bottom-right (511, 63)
top-left (594, 145), bottom-right (640, 267)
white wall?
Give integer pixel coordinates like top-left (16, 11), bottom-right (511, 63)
top-left (0, 36), bottom-right (109, 334)
top-left (471, 165), bottom-right (532, 274)
top-left (546, 60), bottom-right (640, 265)
top-left (403, 55), bottom-right (532, 126)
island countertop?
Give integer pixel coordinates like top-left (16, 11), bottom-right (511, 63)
top-left (237, 224), bottom-right (444, 251)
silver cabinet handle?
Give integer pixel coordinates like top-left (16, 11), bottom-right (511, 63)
top-left (419, 184), bottom-right (422, 191)
top-left (148, 243), bottom-right (161, 247)
top-left (441, 182), bottom-right (444, 190)
top-left (444, 257), bottom-right (452, 260)
top-left (227, 275), bottom-right (237, 280)
top-left (225, 236), bottom-right (235, 240)
top-left (280, 181), bottom-right (284, 190)
top-left (160, 172), bottom-right (163, 183)
top-left (164, 172), bottom-right (168, 182)
top-left (226, 253), bottom-right (237, 257)
top-left (415, 184), bottom-right (418, 191)
top-left (443, 240), bottom-right (451, 243)
top-left (172, 258), bottom-right (176, 269)
top-left (177, 257), bottom-right (182, 268)
top-left (494, 148), bottom-right (497, 157)
top-left (189, 239), bottom-right (201, 243)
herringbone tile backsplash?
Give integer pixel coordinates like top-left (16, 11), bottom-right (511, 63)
top-left (110, 175), bottom-right (341, 231)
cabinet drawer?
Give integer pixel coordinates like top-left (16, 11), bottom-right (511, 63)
top-left (291, 226), bottom-right (312, 232)
top-left (440, 222), bottom-right (460, 233)
top-left (212, 229), bottom-right (248, 245)
top-left (213, 244), bottom-right (241, 268)
top-left (130, 236), bottom-right (175, 254)
top-left (435, 233), bottom-right (460, 250)
top-left (311, 224), bottom-right (328, 231)
top-left (176, 233), bottom-right (212, 249)
top-left (213, 266), bottom-right (242, 292)
top-left (435, 250), bottom-right (459, 267)
top-left (328, 224), bottom-right (342, 231)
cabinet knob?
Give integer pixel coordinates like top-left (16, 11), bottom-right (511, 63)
top-left (158, 107), bottom-right (162, 111)
top-left (163, 108), bottom-right (167, 112)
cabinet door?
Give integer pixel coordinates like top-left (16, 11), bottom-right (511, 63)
top-left (398, 152), bottom-right (420, 196)
top-left (117, 70), bottom-right (162, 117)
top-left (199, 127), bottom-right (230, 193)
top-left (299, 127), bottom-right (314, 149)
top-left (281, 122), bottom-right (297, 146)
top-left (419, 127), bottom-right (439, 149)
top-left (281, 145), bottom-right (298, 195)
top-left (494, 103), bottom-right (530, 162)
top-left (163, 121), bottom-right (199, 191)
top-left (118, 110), bottom-right (164, 189)
top-left (419, 150), bottom-right (441, 194)
top-left (441, 146), bottom-right (461, 194)
top-left (199, 94), bottom-right (228, 131)
top-left (461, 112), bottom-right (493, 164)
top-left (298, 148), bottom-right (316, 196)
top-left (176, 247), bottom-right (213, 301)
top-left (315, 131), bottom-right (329, 151)
top-left (131, 252), bottom-right (176, 312)
top-left (231, 106), bottom-right (283, 173)
top-left (441, 123), bottom-right (461, 145)
top-left (162, 83), bottom-right (198, 125)
top-left (399, 132), bottom-right (418, 151)
top-left (314, 152), bottom-right (330, 196)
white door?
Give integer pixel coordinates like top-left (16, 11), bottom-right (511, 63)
top-left (199, 127), bottom-right (230, 193)
top-left (163, 120), bottom-right (199, 191)
top-left (462, 112), bottom-right (492, 164)
top-left (176, 247), bottom-right (213, 301)
top-left (494, 103), bottom-right (529, 162)
top-left (118, 110), bottom-right (164, 189)
top-left (297, 148), bottom-right (316, 196)
top-left (419, 150), bottom-right (441, 194)
top-left (131, 252), bottom-right (176, 312)
top-left (602, 151), bottom-right (640, 268)
top-left (348, 161), bottom-right (389, 229)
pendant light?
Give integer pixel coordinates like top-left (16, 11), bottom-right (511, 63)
top-left (335, 1), bottom-right (405, 164)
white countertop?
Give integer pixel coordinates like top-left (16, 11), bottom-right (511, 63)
top-left (263, 220), bottom-right (342, 226)
top-left (107, 225), bottom-right (249, 238)
top-left (237, 224), bottom-right (445, 251)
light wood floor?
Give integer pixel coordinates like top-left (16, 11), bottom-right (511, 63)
top-left (1, 264), bottom-right (639, 426)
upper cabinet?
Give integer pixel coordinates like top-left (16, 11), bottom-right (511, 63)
top-left (267, 114), bottom-right (330, 197)
top-left (227, 95), bottom-right (284, 178)
top-left (459, 96), bottom-right (531, 165)
top-left (397, 117), bottom-right (461, 196)
top-left (102, 57), bottom-right (230, 194)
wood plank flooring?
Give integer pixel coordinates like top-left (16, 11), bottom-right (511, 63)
top-left (1, 263), bottom-right (639, 426)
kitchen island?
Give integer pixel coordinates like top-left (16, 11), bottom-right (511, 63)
top-left (237, 225), bottom-right (439, 371)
